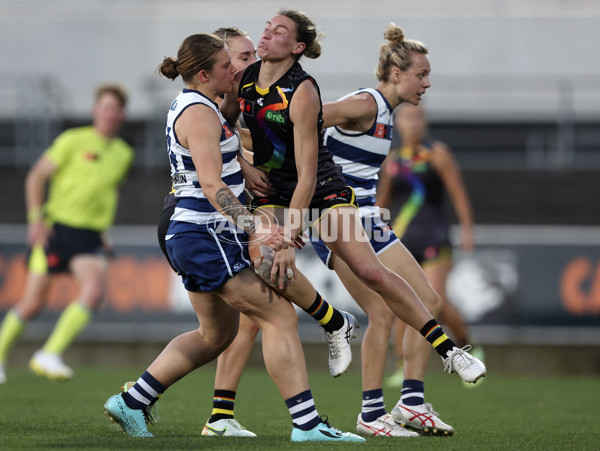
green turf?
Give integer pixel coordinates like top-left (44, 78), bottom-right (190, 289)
top-left (0, 364), bottom-right (598, 450)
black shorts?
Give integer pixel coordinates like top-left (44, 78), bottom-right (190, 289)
top-left (30, 222), bottom-right (105, 274)
top-left (406, 242), bottom-right (452, 265)
top-left (157, 193), bottom-right (176, 271)
top-left (402, 225), bottom-right (452, 265)
top-left (249, 186), bottom-right (359, 226)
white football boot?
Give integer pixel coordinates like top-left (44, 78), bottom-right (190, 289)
top-left (443, 345), bottom-right (486, 383)
top-left (392, 402), bottom-right (454, 436)
top-left (321, 311), bottom-right (359, 377)
top-left (29, 350), bottom-right (73, 381)
top-left (356, 413), bottom-right (419, 437)
top-left (202, 418), bottom-right (257, 437)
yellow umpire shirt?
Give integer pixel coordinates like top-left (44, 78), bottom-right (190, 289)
top-left (43, 126), bottom-right (134, 232)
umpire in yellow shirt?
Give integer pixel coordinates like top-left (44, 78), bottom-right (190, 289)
top-left (0, 83), bottom-right (133, 383)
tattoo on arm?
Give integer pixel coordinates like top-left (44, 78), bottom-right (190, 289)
top-left (215, 187), bottom-right (256, 233)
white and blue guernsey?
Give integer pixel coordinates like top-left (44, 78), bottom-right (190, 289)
top-left (312, 88), bottom-right (399, 267)
top-left (165, 89), bottom-right (251, 291)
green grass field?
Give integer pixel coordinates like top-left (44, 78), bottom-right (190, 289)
top-left (1, 364), bottom-right (598, 450)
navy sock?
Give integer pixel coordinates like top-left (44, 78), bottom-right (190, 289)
top-left (122, 371), bottom-right (166, 410)
top-left (285, 390), bottom-right (321, 430)
top-left (401, 379), bottom-right (425, 406)
top-left (361, 388), bottom-right (386, 422)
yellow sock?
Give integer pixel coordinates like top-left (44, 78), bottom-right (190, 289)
top-left (43, 303), bottom-right (91, 354)
top-left (0, 310), bottom-right (26, 362)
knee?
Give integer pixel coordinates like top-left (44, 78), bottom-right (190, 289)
top-left (81, 283), bottom-right (106, 311)
top-left (365, 302), bottom-right (396, 333)
top-left (421, 288), bottom-right (442, 317)
top-left (239, 316), bottom-right (260, 339)
top-left (353, 264), bottom-right (388, 289)
top-left (200, 326), bottom-right (238, 355)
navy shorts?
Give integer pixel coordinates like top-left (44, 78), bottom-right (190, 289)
top-left (28, 222), bottom-right (105, 274)
top-left (166, 222), bottom-right (251, 292)
top-left (311, 214), bottom-right (399, 269)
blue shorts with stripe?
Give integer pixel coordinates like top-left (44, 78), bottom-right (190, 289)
top-left (166, 221), bottom-right (251, 292)
top-left (310, 214), bottom-right (399, 269)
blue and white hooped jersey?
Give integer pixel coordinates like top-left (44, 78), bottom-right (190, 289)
top-left (166, 89), bottom-right (243, 227)
top-left (324, 88), bottom-right (393, 218)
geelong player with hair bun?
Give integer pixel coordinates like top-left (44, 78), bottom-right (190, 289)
top-left (103, 31), bottom-right (363, 443)
top-left (308, 23), bottom-right (486, 437)
top-left (151, 25), bottom-right (358, 438)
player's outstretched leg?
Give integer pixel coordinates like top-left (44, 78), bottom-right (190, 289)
top-left (251, 245), bottom-right (359, 378)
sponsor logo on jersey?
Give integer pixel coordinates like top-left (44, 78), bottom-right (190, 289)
top-left (222, 123), bottom-right (234, 138)
top-left (265, 110), bottom-right (285, 124)
top-left (323, 190), bottom-right (348, 202)
top-left (257, 98), bottom-right (264, 106)
top-left (374, 123), bottom-right (389, 139)
top-left (241, 99), bottom-right (254, 116)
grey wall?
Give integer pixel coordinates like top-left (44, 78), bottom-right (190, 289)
top-left (1, 0), bottom-right (600, 121)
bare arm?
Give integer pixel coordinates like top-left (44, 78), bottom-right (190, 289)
top-left (220, 70), bottom-right (245, 125)
top-left (177, 104), bottom-right (287, 249)
top-left (25, 155), bottom-right (56, 245)
top-left (287, 80), bottom-right (322, 238)
top-left (239, 127), bottom-right (253, 151)
top-left (322, 93), bottom-right (378, 130)
top-left (237, 154), bottom-right (276, 198)
top-left (431, 142), bottom-right (475, 251)
top-left (26, 155), bottom-right (55, 215)
top-left (235, 127), bottom-right (275, 198)
top-left (179, 105), bottom-right (254, 228)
